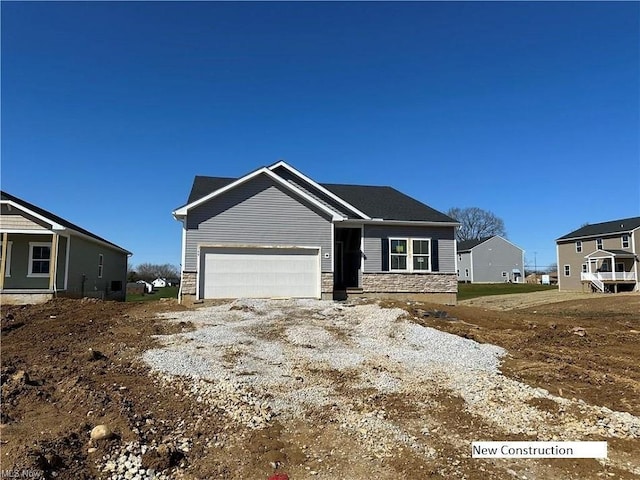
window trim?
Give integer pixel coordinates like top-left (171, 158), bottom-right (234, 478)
top-left (28, 242), bottom-right (52, 277)
top-left (389, 238), bottom-right (408, 271)
top-left (596, 238), bottom-right (603, 250)
top-left (389, 237), bottom-right (432, 273)
top-left (575, 241), bottom-right (582, 253)
top-left (581, 263), bottom-right (587, 273)
top-left (465, 268), bottom-right (469, 278)
top-left (564, 264), bottom-right (570, 277)
top-left (0, 241), bottom-right (13, 277)
top-left (411, 238), bottom-right (432, 272)
top-left (98, 254), bottom-right (104, 279)
top-left (622, 234), bottom-right (629, 249)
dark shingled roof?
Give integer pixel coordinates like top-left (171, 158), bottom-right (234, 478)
top-left (457, 236), bottom-right (493, 252)
top-left (321, 183), bottom-right (455, 222)
top-left (183, 175), bottom-right (456, 223)
top-left (590, 249), bottom-right (636, 257)
top-left (187, 176), bottom-right (236, 204)
top-left (557, 216), bottom-right (640, 241)
top-left (1, 191), bottom-right (131, 254)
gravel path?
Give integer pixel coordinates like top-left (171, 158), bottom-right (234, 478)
top-left (141, 298), bottom-right (640, 476)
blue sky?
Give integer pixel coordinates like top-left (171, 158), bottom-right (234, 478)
top-left (2, 1), bottom-right (638, 270)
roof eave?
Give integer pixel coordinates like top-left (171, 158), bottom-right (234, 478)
top-left (340, 219), bottom-right (460, 227)
top-left (268, 161), bottom-right (372, 220)
top-left (0, 200), bottom-right (65, 230)
top-left (557, 226), bottom-right (639, 242)
top-left (176, 167), bottom-right (346, 222)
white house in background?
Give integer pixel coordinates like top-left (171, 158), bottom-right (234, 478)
top-left (152, 277), bottom-right (168, 288)
top-left (136, 280), bottom-right (153, 293)
top-left (457, 235), bottom-right (525, 283)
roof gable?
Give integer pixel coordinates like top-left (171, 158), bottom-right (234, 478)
top-left (173, 167), bottom-right (346, 220)
top-left (269, 162), bottom-right (370, 219)
top-left (557, 216), bottom-right (640, 241)
top-left (177, 163), bottom-right (457, 224)
top-left (585, 249), bottom-right (636, 258)
top-left (1, 191), bottom-right (131, 254)
top-left (457, 236), bottom-right (493, 252)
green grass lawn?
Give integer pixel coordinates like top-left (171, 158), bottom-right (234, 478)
top-left (126, 286), bottom-right (179, 302)
top-left (457, 282), bottom-right (557, 301)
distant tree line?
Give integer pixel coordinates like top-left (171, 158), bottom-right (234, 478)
top-left (127, 263), bottom-right (179, 282)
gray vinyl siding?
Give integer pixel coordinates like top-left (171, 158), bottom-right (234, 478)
top-left (271, 167), bottom-right (354, 218)
top-left (66, 235), bottom-right (128, 299)
top-left (363, 224), bottom-right (456, 273)
top-left (468, 236), bottom-right (524, 283)
top-left (437, 239), bottom-right (456, 274)
top-left (457, 252), bottom-right (472, 281)
top-left (185, 174), bottom-right (333, 272)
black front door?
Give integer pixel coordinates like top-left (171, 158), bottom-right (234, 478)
top-left (334, 228), bottom-right (361, 289)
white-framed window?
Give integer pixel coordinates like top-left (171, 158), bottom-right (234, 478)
top-left (575, 241), bottom-right (582, 253)
top-left (622, 234), bottom-right (629, 249)
top-left (581, 264), bottom-right (587, 273)
top-left (389, 237), bottom-right (431, 272)
top-left (564, 265), bottom-right (570, 277)
top-left (596, 238), bottom-right (603, 250)
top-left (390, 238), bottom-right (408, 270)
top-left (412, 239), bottom-right (431, 271)
top-left (0, 241), bottom-right (13, 277)
top-left (501, 271), bottom-right (507, 277)
top-left (98, 254), bottom-right (104, 279)
top-left (465, 268), bottom-right (469, 277)
top-left (28, 242), bottom-right (52, 277)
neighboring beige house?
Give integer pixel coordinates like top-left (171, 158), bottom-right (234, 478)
top-left (556, 216), bottom-right (640, 293)
top-left (1, 191), bottom-right (131, 304)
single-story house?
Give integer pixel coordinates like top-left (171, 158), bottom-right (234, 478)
top-left (137, 280), bottom-right (154, 293)
top-left (1, 191), bottom-right (131, 304)
top-left (457, 236), bottom-right (524, 283)
top-left (556, 216), bottom-right (640, 293)
top-left (173, 161), bottom-right (460, 304)
top-left (152, 277), bottom-right (168, 288)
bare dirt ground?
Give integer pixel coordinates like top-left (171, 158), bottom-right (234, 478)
top-left (458, 290), bottom-right (636, 311)
top-left (1, 293), bottom-right (639, 480)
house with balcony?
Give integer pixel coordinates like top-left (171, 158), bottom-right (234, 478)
top-left (556, 216), bottom-right (640, 293)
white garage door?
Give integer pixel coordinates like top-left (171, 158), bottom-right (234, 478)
top-left (201, 247), bottom-right (321, 299)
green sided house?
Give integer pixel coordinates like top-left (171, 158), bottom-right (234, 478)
top-left (173, 161), bottom-right (460, 305)
top-left (0, 191), bottom-right (131, 304)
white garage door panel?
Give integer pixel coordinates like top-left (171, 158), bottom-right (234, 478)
top-left (203, 248), bottom-right (320, 299)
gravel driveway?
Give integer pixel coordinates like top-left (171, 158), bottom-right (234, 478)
top-left (142, 298), bottom-right (640, 478)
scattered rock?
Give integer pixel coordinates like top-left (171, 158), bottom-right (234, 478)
top-left (87, 348), bottom-right (107, 361)
top-left (91, 424), bottom-right (114, 441)
top-left (571, 327), bottom-right (587, 337)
